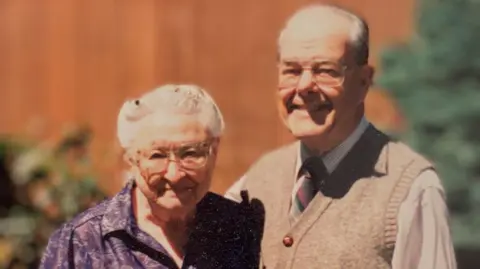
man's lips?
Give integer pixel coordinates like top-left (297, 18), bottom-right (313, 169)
top-left (287, 102), bottom-right (333, 113)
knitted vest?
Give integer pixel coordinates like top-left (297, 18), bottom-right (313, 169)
top-left (243, 126), bottom-right (433, 269)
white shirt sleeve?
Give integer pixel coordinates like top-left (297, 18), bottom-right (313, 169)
top-left (224, 175), bottom-right (247, 203)
top-left (392, 169), bottom-right (457, 269)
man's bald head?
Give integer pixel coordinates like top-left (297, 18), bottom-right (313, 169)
top-left (278, 3), bottom-right (369, 65)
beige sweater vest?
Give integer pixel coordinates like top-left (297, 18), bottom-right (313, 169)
top-left (243, 126), bottom-right (433, 269)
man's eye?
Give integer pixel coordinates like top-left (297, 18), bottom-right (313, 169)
top-left (282, 68), bottom-right (302, 75)
top-left (314, 68), bottom-right (341, 77)
top-left (181, 150), bottom-right (204, 158)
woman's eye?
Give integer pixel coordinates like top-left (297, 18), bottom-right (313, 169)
top-left (149, 152), bottom-right (168, 159)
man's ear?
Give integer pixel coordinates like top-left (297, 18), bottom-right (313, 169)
top-left (361, 65), bottom-right (375, 88)
top-left (210, 137), bottom-right (221, 155)
top-left (357, 65), bottom-right (375, 102)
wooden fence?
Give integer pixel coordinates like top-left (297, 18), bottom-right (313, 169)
top-left (0, 0), bottom-right (413, 194)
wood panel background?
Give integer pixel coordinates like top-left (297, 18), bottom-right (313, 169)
top-left (0, 0), bottom-right (414, 195)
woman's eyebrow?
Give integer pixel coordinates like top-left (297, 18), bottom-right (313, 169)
top-left (149, 142), bottom-right (202, 151)
top-left (149, 146), bottom-right (169, 151)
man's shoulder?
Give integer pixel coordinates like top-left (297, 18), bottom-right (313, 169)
top-left (366, 128), bottom-right (436, 181)
top-left (386, 137), bottom-right (433, 167)
top-left (366, 125), bottom-right (433, 167)
top-left (250, 141), bottom-right (298, 168)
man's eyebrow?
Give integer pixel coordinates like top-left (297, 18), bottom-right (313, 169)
top-left (280, 61), bottom-right (301, 67)
top-left (279, 60), bottom-right (341, 66)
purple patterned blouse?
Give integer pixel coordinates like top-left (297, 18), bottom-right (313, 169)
top-left (39, 181), bottom-right (259, 269)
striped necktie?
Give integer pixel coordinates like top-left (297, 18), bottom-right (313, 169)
top-left (290, 156), bottom-right (328, 220)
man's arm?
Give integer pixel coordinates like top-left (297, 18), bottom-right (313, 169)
top-left (392, 169), bottom-right (457, 269)
top-left (224, 175), bottom-right (247, 203)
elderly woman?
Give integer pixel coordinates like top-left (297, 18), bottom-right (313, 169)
top-left (39, 84), bottom-right (260, 269)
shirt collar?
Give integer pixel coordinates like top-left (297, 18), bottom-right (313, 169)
top-left (99, 181), bottom-right (224, 239)
top-left (101, 180), bottom-right (137, 237)
top-left (296, 117), bottom-right (370, 176)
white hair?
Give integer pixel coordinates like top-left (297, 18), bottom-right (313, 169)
top-left (117, 84), bottom-right (225, 149)
top-left (278, 3), bottom-right (369, 65)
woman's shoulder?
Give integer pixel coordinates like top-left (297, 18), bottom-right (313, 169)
top-left (188, 193), bottom-right (261, 268)
top-left (196, 192), bottom-right (247, 223)
top-left (199, 191), bottom-right (243, 208)
top-left (196, 191), bottom-right (265, 228)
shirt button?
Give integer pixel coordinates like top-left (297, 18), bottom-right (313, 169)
top-left (283, 236), bottom-right (294, 247)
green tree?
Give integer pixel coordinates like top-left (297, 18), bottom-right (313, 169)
top-left (377, 0), bottom-right (480, 249)
top-left (0, 126), bottom-right (106, 269)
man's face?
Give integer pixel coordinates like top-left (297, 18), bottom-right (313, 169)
top-left (277, 15), bottom-right (372, 151)
top-left (128, 114), bottom-right (218, 217)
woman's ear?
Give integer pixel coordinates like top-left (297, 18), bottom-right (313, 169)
top-left (123, 150), bottom-right (137, 167)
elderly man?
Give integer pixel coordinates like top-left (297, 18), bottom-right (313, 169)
top-left (40, 84), bottom-right (259, 269)
top-left (226, 3), bottom-right (457, 269)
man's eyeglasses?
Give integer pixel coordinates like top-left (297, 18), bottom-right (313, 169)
top-left (278, 61), bottom-right (347, 88)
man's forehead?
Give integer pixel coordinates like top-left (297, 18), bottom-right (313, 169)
top-left (279, 32), bottom-right (349, 63)
top-left (283, 6), bottom-right (352, 30)
top-left (278, 13), bottom-right (352, 63)
top-left (279, 8), bottom-right (352, 45)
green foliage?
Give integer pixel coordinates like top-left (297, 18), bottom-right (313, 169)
top-left (0, 126), bottom-right (107, 268)
top-left (377, 0), bottom-right (480, 247)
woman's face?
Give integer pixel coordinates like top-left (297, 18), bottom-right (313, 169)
top-left (128, 115), bottom-right (219, 218)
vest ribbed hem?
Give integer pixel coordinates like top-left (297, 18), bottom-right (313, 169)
top-left (384, 158), bottom-right (433, 249)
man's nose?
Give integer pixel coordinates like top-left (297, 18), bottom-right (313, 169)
top-left (296, 70), bottom-right (316, 94)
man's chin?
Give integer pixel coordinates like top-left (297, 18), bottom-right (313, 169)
top-left (291, 129), bottom-right (326, 140)
top-left (287, 120), bottom-right (331, 138)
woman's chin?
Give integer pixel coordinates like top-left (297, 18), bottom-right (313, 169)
top-left (154, 192), bottom-right (196, 212)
